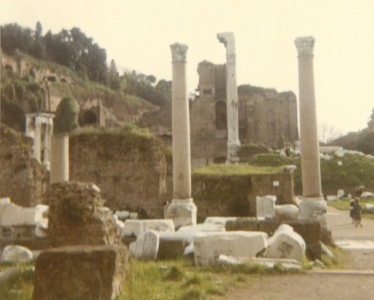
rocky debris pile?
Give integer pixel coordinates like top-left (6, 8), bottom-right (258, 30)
top-left (34, 181), bottom-right (127, 300)
top-left (47, 181), bottom-right (121, 247)
top-left (122, 215), bottom-right (316, 267)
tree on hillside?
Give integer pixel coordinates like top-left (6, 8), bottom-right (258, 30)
top-left (356, 131), bottom-right (374, 155)
top-left (1, 23), bottom-right (34, 55)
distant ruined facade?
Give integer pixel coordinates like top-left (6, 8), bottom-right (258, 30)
top-left (190, 61), bottom-right (299, 168)
top-left (140, 60), bottom-right (299, 168)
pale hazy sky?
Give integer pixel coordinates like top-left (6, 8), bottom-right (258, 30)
top-left (1, 0), bottom-right (374, 136)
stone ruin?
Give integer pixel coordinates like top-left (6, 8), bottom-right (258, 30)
top-left (140, 51), bottom-right (299, 169)
top-left (0, 124), bottom-right (48, 207)
top-left (33, 181), bottom-right (127, 300)
top-left (0, 33), bottom-right (332, 297)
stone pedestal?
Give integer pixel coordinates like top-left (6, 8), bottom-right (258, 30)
top-left (165, 43), bottom-right (197, 228)
top-left (50, 133), bottom-right (69, 184)
top-left (166, 199), bottom-right (197, 229)
top-left (256, 195), bottom-right (276, 220)
top-left (295, 36), bottom-right (326, 228)
top-left (33, 245), bottom-right (127, 300)
top-left (217, 32), bottom-right (241, 164)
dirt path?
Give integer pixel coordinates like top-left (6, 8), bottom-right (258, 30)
top-left (226, 206), bottom-right (374, 300)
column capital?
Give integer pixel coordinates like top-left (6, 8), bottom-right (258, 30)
top-left (295, 36), bottom-right (315, 56)
top-left (217, 32), bottom-right (235, 54)
top-left (170, 43), bottom-right (188, 62)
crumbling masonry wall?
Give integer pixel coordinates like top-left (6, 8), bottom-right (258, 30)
top-left (69, 129), bottom-right (167, 218)
top-left (0, 124), bottom-right (48, 206)
top-left (192, 172), bottom-right (295, 220)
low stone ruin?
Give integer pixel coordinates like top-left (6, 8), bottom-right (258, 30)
top-left (0, 197), bottom-right (49, 250)
top-left (122, 206), bottom-right (319, 266)
top-left (33, 181), bottom-right (127, 300)
top-left (47, 181), bottom-right (121, 247)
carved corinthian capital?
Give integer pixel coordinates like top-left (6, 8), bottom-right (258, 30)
top-left (217, 32), bottom-right (236, 55)
top-left (170, 43), bottom-right (188, 62)
top-left (294, 36), bottom-right (315, 56)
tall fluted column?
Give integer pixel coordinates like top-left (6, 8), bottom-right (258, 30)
top-left (34, 117), bottom-right (42, 163)
top-left (217, 32), bottom-right (241, 164)
top-left (50, 133), bottom-right (69, 184)
top-left (43, 118), bottom-right (53, 170)
top-left (295, 36), bottom-right (326, 228)
top-left (165, 43), bottom-right (197, 228)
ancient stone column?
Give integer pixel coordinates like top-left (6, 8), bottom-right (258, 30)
top-left (42, 118), bottom-right (53, 170)
top-left (50, 133), bottom-right (69, 184)
top-left (217, 32), bottom-right (241, 164)
top-left (294, 36), bottom-right (326, 228)
top-left (34, 117), bottom-right (42, 163)
top-left (165, 43), bottom-right (197, 228)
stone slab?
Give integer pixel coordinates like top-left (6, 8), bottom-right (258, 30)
top-left (274, 204), bottom-right (299, 221)
top-left (33, 245), bottom-right (127, 300)
top-left (265, 224), bottom-right (306, 261)
top-left (256, 195), bottom-right (276, 219)
top-left (194, 231), bottom-right (268, 266)
top-left (157, 232), bottom-right (193, 259)
top-left (123, 219), bottom-right (175, 237)
top-left (225, 218), bottom-right (259, 231)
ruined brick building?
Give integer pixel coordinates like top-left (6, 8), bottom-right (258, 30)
top-left (140, 60), bottom-right (299, 168)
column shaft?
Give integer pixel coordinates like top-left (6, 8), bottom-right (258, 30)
top-left (217, 32), bottom-right (240, 164)
top-left (34, 118), bottom-right (42, 163)
top-left (166, 43), bottom-right (196, 228)
top-left (172, 60), bottom-right (191, 199)
top-left (295, 38), bottom-right (322, 198)
top-left (295, 36), bottom-right (326, 230)
top-left (50, 134), bottom-right (69, 184)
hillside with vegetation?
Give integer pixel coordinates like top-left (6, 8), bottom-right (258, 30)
top-left (1, 22), bottom-right (172, 131)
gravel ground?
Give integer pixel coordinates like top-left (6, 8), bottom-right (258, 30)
top-left (225, 206), bottom-right (374, 300)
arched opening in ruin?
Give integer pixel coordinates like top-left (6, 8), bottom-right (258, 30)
top-left (82, 110), bottom-right (98, 126)
top-left (215, 101), bottom-right (227, 130)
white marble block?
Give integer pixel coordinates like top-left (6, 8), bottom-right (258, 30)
top-left (0, 245), bottom-right (33, 264)
top-left (274, 204), bottom-right (299, 221)
top-left (256, 195), bottom-right (276, 219)
top-left (194, 231), bottom-right (268, 266)
top-left (130, 230), bottom-right (160, 260)
top-left (123, 219), bottom-right (175, 237)
top-left (265, 224), bottom-right (306, 261)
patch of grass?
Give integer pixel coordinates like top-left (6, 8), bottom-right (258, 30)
top-left (249, 153), bottom-right (294, 167)
top-left (162, 265), bottom-right (184, 282)
top-left (0, 264), bottom-right (34, 300)
top-left (321, 246), bottom-right (350, 269)
top-left (193, 163), bottom-right (285, 175)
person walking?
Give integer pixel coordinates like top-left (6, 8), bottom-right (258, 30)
top-left (350, 198), bottom-right (355, 224)
top-left (352, 198), bottom-right (363, 227)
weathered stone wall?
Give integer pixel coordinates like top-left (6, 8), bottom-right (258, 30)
top-left (47, 181), bottom-right (121, 247)
top-left (69, 129), bottom-right (167, 218)
top-left (191, 172), bottom-right (295, 220)
top-left (0, 124), bottom-right (48, 206)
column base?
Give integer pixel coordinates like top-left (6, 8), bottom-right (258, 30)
top-left (299, 197), bottom-right (327, 229)
top-left (226, 141), bottom-right (241, 164)
top-left (165, 198), bottom-right (197, 229)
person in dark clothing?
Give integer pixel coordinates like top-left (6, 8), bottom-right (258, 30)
top-left (350, 199), bottom-right (355, 224)
top-left (352, 198), bottom-right (363, 227)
